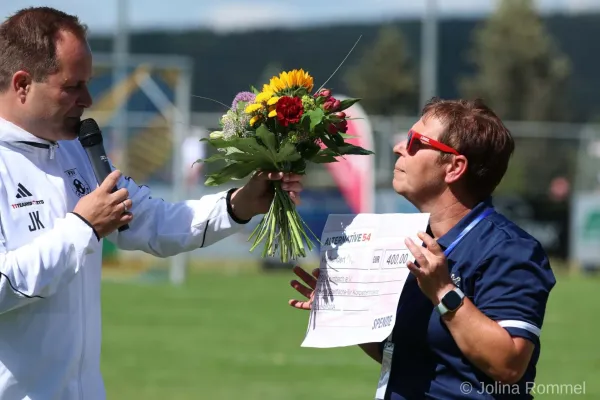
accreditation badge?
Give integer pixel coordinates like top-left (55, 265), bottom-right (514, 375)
top-left (375, 341), bottom-right (394, 399)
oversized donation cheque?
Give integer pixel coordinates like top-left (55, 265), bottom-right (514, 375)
top-left (301, 212), bottom-right (430, 348)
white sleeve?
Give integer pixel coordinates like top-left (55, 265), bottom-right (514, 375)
top-left (107, 175), bottom-right (250, 257)
top-left (0, 213), bottom-right (100, 314)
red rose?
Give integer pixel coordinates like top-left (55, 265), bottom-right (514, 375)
top-left (327, 123), bottom-right (338, 134)
top-left (314, 89), bottom-right (331, 98)
top-left (323, 97), bottom-right (340, 112)
top-left (327, 120), bottom-right (348, 135)
top-left (276, 96), bottom-right (303, 127)
top-left (336, 120), bottom-right (348, 133)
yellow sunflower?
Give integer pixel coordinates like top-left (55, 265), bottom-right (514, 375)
top-left (254, 90), bottom-right (273, 104)
top-left (245, 103), bottom-right (264, 114)
top-left (247, 88), bottom-right (280, 120)
top-left (268, 69), bottom-right (314, 94)
top-left (244, 83), bottom-right (287, 126)
top-left (249, 115), bottom-right (262, 126)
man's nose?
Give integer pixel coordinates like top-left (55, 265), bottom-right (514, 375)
top-left (78, 86), bottom-right (93, 108)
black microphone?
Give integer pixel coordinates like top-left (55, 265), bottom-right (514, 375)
top-left (78, 118), bottom-right (129, 232)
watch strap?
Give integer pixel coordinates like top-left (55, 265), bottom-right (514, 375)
top-left (435, 300), bottom-right (449, 315)
top-left (435, 287), bottom-right (465, 316)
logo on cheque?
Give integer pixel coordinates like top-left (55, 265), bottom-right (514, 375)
top-left (323, 232), bottom-right (372, 246)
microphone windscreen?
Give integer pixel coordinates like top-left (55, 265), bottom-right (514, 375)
top-left (78, 118), bottom-right (103, 147)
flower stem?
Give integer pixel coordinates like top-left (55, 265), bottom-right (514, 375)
top-left (248, 180), bottom-right (320, 263)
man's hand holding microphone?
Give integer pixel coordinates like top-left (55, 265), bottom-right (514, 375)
top-left (72, 170), bottom-right (132, 238)
top-left (71, 118), bottom-right (133, 238)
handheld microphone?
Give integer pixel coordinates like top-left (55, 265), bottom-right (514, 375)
top-left (78, 118), bottom-right (129, 232)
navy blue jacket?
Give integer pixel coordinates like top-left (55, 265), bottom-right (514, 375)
top-left (380, 199), bottom-right (556, 399)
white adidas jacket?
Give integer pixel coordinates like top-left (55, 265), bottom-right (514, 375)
top-left (0, 117), bottom-right (246, 399)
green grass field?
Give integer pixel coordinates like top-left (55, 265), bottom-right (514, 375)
top-left (100, 265), bottom-right (600, 399)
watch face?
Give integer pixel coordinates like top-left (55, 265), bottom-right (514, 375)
top-left (442, 290), bottom-right (463, 311)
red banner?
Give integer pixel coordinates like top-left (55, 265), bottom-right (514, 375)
top-left (321, 95), bottom-right (375, 214)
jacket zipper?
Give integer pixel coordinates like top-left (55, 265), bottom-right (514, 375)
top-left (78, 151), bottom-right (86, 399)
top-left (49, 143), bottom-right (58, 159)
top-left (54, 142), bottom-right (85, 399)
top-left (38, 143), bottom-right (85, 397)
top-left (79, 270), bottom-right (86, 400)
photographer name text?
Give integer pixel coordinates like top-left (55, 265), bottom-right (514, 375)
top-left (460, 381), bottom-right (586, 396)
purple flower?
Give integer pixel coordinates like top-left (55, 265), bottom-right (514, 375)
top-left (232, 91), bottom-right (256, 110)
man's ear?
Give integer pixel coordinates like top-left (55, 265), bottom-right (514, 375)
top-left (444, 155), bottom-right (468, 184)
top-left (12, 71), bottom-right (32, 102)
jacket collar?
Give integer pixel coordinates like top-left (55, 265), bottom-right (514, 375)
top-left (435, 197), bottom-right (495, 251)
top-left (0, 117), bottom-right (56, 149)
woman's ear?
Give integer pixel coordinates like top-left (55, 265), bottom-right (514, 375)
top-left (445, 155), bottom-right (468, 184)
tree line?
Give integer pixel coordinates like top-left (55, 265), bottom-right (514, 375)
top-left (88, 0), bottom-right (599, 123)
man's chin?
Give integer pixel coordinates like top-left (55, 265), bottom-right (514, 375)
top-left (60, 132), bottom-right (78, 141)
top-left (61, 119), bottom-right (81, 140)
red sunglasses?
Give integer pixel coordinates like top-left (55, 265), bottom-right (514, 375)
top-left (407, 130), bottom-right (459, 155)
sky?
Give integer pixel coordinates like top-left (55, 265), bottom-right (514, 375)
top-left (0, 0), bottom-right (598, 34)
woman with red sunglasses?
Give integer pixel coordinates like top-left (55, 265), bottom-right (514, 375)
top-left (289, 97), bottom-right (556, 400)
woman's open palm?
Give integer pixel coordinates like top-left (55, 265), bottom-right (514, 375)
top-left (288, 266), bottom-right (320, 310)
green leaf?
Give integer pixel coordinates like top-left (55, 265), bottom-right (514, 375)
top-left (342, 143), bottom-right (374, 156)
top-left (289, 158), bottom-right (307, 174)
top-left (227, 152), bottom-right (261, 163)
top-left (223, 146), bottom-right (244, 155)
top-left (201, 137), bottom-right (254, 150)
top-left (203, 136), bottom-right (278, 168)
top-left (337, 98), bottom-right (361, 111)
top-left (320, 134), bottom-right (340, 153)
top-left (196, 148), bottom-right (260, 164)
top-left (256, 124), bottom-right (277, 155)
top-left (276, 141), bottom-right (301, 163)
top-left (204, 161), bottom-right (260, 186)
top-left (338, 133), bottom-right (358, 139)
top-left (306, 108), bottom-right (325, 131)
top-left (298, 141), bottom-right (321, 160)
top-left (320, 143), bottom-right (375, 156)
top-left (292, 87), bottom-right (309, 98)
top-left (300, 114), bottom-right (311, 132)
top-left (333, 132), bottom-right (345, 146)
top-left (250, 142), bottom-right (280, 166)
top-left (195, 153), bottom-right (229, 163)
top-left (310, 153), bottom-right (339, 163)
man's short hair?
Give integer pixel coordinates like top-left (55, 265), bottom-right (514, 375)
top-left (0, 7), bottom-right (88, 91)
top-left (421, 97), bottom-right (515, 201)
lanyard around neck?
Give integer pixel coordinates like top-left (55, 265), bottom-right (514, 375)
top-left (442, 207), bottom-right (495, 257)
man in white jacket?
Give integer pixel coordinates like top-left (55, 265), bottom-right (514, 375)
top-left (0, 7), bottom-right (303, 400)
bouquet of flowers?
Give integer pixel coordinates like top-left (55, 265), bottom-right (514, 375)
top-left (199, 68), bottom-right (374, 263)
